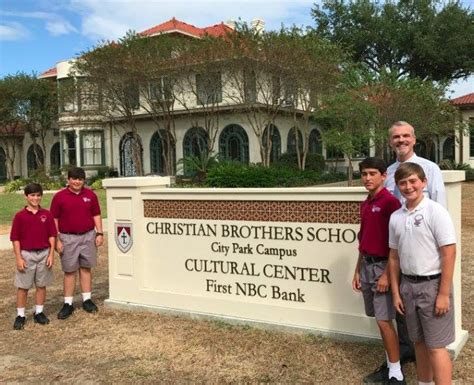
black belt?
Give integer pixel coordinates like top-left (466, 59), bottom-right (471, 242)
top-left (364, 255), bottom-right (388, 264)
top-left (61, 230), bottom-right (93, 235)
top-left (26, 248), bottom-right (48, 252)
top-left (402, 273), bottom-right (441, 282)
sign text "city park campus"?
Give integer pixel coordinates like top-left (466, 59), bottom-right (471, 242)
top-left (146, 221), bottom-right (357, 303)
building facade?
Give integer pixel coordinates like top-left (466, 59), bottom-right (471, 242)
top-left (0, 18), bottom-right (470, 181)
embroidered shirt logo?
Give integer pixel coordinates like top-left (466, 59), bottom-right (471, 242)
top-left (414, 214), bottom-right (424, 227)
top-left (372, 205), bottom-right (381, 213)
top-left (40, 215), bottom-right (47, 223)
top-left (83, 197), bottom-right (91, 203)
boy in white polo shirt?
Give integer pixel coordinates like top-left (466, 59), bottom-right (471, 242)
top-left (388, 162), bottom-right (456, 385)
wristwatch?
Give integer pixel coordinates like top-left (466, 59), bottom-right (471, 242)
top-left (96, 232), bottom-right (104, 237)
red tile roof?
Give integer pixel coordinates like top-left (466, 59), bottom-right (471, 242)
top-left (39, 18), bottom-right (234, 80)
top-left (38, 66), bottom-right (57, 79)
top-left (139, 17), bottom-right (233, 38)
top-left (451, 92), bottom-right (474, 106)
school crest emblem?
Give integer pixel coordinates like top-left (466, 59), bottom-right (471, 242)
top-left (115, 223), bottom-right (133, 253)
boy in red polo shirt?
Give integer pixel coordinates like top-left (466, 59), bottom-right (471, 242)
top-left (50, 167), bottom-right (103, 319)
top-left (10, 183), bottom-right (57, 330)
top-left (352, 157), bottom-right (405, 384)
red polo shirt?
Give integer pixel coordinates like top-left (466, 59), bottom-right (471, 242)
top-left (10, 207), bottom-right (57, 250)
top-left (358, 187), bottom-right (401, 257)
top-left (50, 187), bottom-right (101, 234)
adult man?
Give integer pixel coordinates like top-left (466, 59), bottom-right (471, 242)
top-left (385, 121), bottom-right (446, 208)
top-left (50, 167), bottom-right (104, 319)
top-left (363, 121), bottom-right (447, 383)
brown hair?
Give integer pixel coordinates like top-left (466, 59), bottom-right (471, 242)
top-left (394, 162), bottom-right (426, 184)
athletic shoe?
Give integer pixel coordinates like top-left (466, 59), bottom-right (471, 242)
top-left (57, 303), bottom-right (74, 319)
top-left (363, 362), bottom-right (389, 383)
top-left (13, 316), bottom-right (26, 330)
top-left (33, 312), bottom-right (50, 325)
top-left (82, 299), bottom-right (98, 313)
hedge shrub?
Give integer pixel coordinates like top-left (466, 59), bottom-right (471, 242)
top-left (205, 162), bottom-right (345, 188)
top-left (274, 153), bottom-right (326, 172)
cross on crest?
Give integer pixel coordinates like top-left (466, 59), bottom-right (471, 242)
top-left (114, 222), bottom-right (133, 253)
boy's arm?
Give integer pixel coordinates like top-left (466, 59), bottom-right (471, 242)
top-left (46, 236), bottom-right (55, 268)
top-left (376, 262), bottom-right (390, 293)
top-left (435, 243), bottom-right (456, 316)
top-left (352, 253), bottom-right (363, 292)
top-left (93, 214), bottom-right (104, 247)
top-left (13, 240), bottom-right (26, 272)
top-left (388, 248), bottom-right (404, 315)
top-left (54, 218), bottom-right (63, 254)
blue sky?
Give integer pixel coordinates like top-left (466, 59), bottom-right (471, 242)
top-left (0, 0), bottom-right (472, 97)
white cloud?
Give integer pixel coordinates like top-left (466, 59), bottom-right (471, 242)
top-left (46, 20), bottom-right (78, 36)
top-left (68, 0), bottom-right (316, 40)
top-left (0, 9), bottom-right (78, 37)
top-left (448, 76), bottom-right (474, 99)
top-left (0, 22), bottom-right (29, 41)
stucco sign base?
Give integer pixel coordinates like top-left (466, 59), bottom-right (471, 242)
top-left (103, 173), bottom-right (468, 357)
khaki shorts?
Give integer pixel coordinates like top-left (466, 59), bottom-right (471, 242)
top-left (15, 248), bottom-right (54, 289)
top-left (60, 230), bottom-right (97, 273)
top-left (400, 276), bottom-right (455, 348)
top-left (360, 258), bottom-right (395, 321)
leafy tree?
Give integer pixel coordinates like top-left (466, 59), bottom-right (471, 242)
top-left (312, 0), bottom-right (474, 82)
top-left (316, 70), bottom-right (374, 185)
top-left (223, 25), bottom-right (341, 168)
top-left (0, 73), bottom-right (57, 176)
top-left (73, 33), bottom-right (146, 175)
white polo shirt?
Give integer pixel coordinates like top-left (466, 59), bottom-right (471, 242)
top-left (389, 197), bottom-right (456, 276)
top-left (385, 154), bottom-right (447, 208)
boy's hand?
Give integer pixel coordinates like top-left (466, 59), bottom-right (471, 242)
top-left (16, 258), bottom-right (27, 272)
top-left (56, 239), bottom-right (63, 254)
top-left (376, 272), bottom-right (389, 293)
top-left (352, 272), bottom-right (361, 292)
top-left (46, 254), bottom-right (54, 268)
top-left (393, 294), bottom-right (405, 315)
top-left (95, 234), bottom-right (104, 247)
top-left (435, 294), bottom-right (450, 316)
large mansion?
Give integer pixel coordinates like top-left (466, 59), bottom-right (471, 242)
top-left (0, 18), bottom-right (472, 181)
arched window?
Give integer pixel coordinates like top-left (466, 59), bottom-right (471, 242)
top-left (287, 127), bottom-right (303, 154)
top-left (150, 130), bottom-right (176, 175)
top-left (262, 124), bottom-right (281, 164)
top-left (308, 129), bottom-right (323, 155)
top-left (219, 124), bottom-right (249, 164)
top-left (120, 132), bottom-right (143, 176)
top-left (182, 127), bottom-right (209, 175)
top-left (50, 142), bottom-right (61, 173)
top-left (442, 137), bottom-right (454, 161)
top-left (415, 139), bottom-right (436, 162)
top-left (27, 144), bottom-right (44, 176)
top-left (183, 127), bottom-right (208, 158)
top-left (0, 147), bottom-right (6, 181)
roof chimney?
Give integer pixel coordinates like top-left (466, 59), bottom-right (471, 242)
top-left (251, 18), bottom-right (265, 34)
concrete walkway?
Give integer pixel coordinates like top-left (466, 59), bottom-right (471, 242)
top-left (0, 219), bottom-right (108, 250)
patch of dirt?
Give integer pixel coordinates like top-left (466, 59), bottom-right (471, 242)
top-left (0, 224), bottom-right (10, 235)
top-left (0, 184), bottom-right (472, 383)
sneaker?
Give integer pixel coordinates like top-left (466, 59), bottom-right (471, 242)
top-left (13, 316), bottom-right (26, 330)
top-left (363, 362), bottom-right (389, 383)
top-left (33, 312), bottom-right (50, 325)
top-left (57, 303), bottom-right (74, 319)
top-left (387, 376), bottom-right (406, 384)
top-left (82, 299), bottom-right (98, 313)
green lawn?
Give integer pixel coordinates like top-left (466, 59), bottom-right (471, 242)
top-left (0, 189), bottom-right (107, 226)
